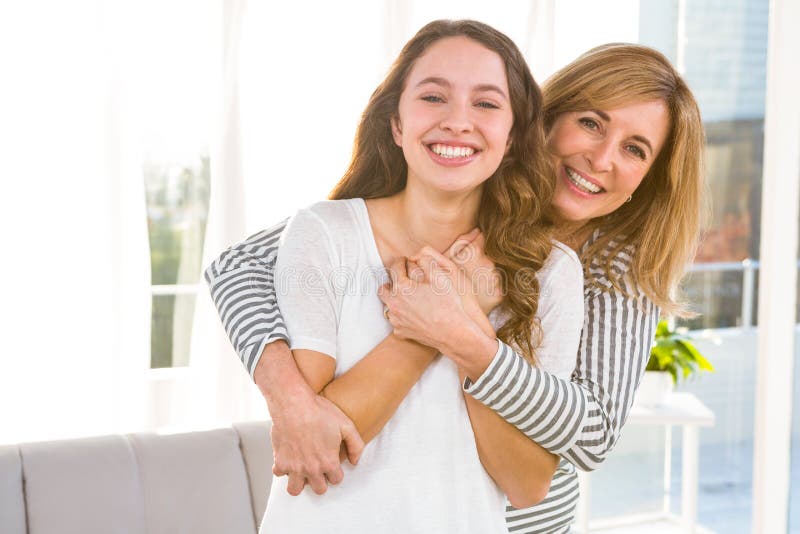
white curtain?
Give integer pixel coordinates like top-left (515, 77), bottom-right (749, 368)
top-left (0, 0), bottom-right (151, 444)
top-left (0, 0), bottom-right (561, 442)
top-left (187, 0), bottom-right (402, 425)
top-left (187, 0), bottom-right (267, 427)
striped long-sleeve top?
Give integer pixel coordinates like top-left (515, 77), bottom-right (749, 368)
top-left (205, 220), bottom-right (659, 534)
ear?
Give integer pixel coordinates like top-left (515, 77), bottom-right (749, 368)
top-left (391, 115), bottom-right (403, 147)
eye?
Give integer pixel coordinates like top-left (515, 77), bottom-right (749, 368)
top-left (626, 144), bottom-right (647, 160)
top-left (579, 117), bottom-right (600, 130)
top-left (421, 95), bottom-right (444, 103)
top-left (476, 101), bottom-right (500, 109)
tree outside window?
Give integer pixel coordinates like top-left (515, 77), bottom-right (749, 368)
top-left (144, 154), bottom-right (210, 368)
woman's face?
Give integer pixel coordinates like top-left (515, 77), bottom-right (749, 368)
top-left (391, 36), bottom-right (514, 197)
top-left (547, 100), bottom-right (671, 225)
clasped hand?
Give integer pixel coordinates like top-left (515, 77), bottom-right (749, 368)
top-left (378, 228), bottom-right (503, 353)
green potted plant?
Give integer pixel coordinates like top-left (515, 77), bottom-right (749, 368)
top-left (637, 319), bottom-right (714, 406)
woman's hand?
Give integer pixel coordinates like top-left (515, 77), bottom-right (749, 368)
top-left (446, 229), bottom-right (503, 315)
top-left (254, 341), bottom-right (364, 496)
top-left (378, 247), bottom-right (498, 380)
top-left (378, 249), bottom-right (471, 352)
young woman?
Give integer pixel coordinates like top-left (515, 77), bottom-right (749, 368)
top-left (206, 34), bottom-right (705, 534)
top-left (252, 20), bottom-right (584, 533)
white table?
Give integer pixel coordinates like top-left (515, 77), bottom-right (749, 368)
top-left (575, 393), bottom-right (716, 533)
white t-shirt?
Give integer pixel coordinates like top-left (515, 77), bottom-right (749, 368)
top-left (261, 198), bottom-right (583, 534)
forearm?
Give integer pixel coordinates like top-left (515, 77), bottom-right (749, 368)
top-left (462, 377), bottom-right (558, 508)
top-left (319, 335), bottom-right (438, 444)
top-left (257, 339), bottom-right (365, 494)
top-left (465, 292), bottom-right (659, 471)
top-left (450, 307), bottom-right (558, 506)
top-left (438, 300), bottom-right (499, 382)
top-left (254, 340), bottom-right (315, 414)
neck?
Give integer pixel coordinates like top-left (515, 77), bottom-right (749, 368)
top-left (386, 182), bottom-right (483, 254)
top-left (553, 218), bottom-right (593, 251)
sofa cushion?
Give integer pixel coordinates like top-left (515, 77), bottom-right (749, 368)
top-left (0, 445), bottom-right (26, 534)
top-left (233, 420), bottom-right (273, 524)
top-left (20, 435), bottom-right (146, 534)
top-left (129, 427), bottom-right (255, 534)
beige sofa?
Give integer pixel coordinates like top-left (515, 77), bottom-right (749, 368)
top-left (0, 421), bottom-right (274, 534)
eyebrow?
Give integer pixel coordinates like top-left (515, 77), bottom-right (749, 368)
top-left (590, 109), bottom-right (654, 154)
top-left (416, 77), bottom-right (508, 100)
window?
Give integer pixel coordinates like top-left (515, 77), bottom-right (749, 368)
top-left (641, 0), bottom-right (769, 331)
top-left (584, 1), bottom-right (770, 532)
top-left (145, 156), bottom-right (210, 368)
top-left (137, 0), bottom-right (215, 369)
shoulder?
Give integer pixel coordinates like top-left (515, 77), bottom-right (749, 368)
top-left (582, 229), bottom-right (642, 294)
top-left (535, 240), bottom-right (584, 318)
top-left (278, 198), bottom-right (372, 274)
top-left (286, 199), bottom-right (362, 230)
top-left (584, 229), bottom-right (636, 268)
top-left (538, 240), bottom-right (583, 286)
top-left (282, 199), bottom-right (364, 244)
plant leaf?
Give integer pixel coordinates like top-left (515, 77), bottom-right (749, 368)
top-left (656, 319), bottom-right (671, 338)
top-left (667, 366), bottom-right (679, 385)
top-left (676, 339), bottom-right (715, 372)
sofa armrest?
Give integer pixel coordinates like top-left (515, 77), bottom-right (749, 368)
top-left (0, 445), bottom-right (26, 534)
top-left (233, 420), bottom-right (273, 526)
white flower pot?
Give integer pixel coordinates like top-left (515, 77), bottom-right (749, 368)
top-left (636, 371), bottom-right (675, 406)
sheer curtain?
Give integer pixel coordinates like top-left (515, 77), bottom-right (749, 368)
top-left (189, 0), bottom-right (402, 425)
top-left (0, 0), bottom-right (151, 444)
top-left (187, 0), bottom-right (265, 427)
top-left (0, 0), bottom-right (553, 442)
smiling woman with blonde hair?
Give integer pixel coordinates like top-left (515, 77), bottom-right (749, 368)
top-left (543, 43), bottom-right (706, 317)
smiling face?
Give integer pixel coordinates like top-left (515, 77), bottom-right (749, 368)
top-left (391, 36), bottom-right (514, 197)
top-left (547, 99), bottom-right (671, 225)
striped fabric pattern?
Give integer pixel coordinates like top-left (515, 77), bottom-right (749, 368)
top-left (465, 234), bottom-right (659, 473)
top-left (204, 223), bottom-right (659, 533)
top-left (204, 219), bottom-right (290, 379)
top-left (506, 459), bottom-right (579, 533)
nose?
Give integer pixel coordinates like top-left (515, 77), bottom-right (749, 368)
top-left (439, 100), bottom-right (473, 134)
top-left (584, 139), bottom-right (614, 173)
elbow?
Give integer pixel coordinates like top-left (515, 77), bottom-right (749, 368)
top-left (505, 478), bottom-right (552, 509)
top-left (503, 453), bottom-right (559, 508)
top-left (579, 462), bottom-right (602, 473)
top-left (575, 454), bottom-right (606, 473)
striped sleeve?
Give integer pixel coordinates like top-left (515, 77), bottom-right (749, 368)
top-left (504, 461), bottom-right (579, 533)
top-left (203, 219), bottom-right (289, 380)
top-left (465, 271), bottom-right (659, 471)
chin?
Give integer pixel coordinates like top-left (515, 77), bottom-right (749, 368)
top-left (552, 202), bottom-right (588, 224)
top-left (432, 178), bottom-right (487, 195)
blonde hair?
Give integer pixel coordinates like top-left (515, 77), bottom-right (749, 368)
top-left (542, 43), bottom-right (708, 316)
top-left (329, 20), bottom-right (554, 361)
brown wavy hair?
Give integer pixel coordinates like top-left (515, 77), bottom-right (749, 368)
top-left (329, 19), bottom-right (554, 361)
top-left (542, 43), bottom-right (708, 316)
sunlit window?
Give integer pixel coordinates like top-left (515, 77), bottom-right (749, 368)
top-left (137, 0), bottom-right (214, 369)
top-left (145, 156), bottom-right (210, 368)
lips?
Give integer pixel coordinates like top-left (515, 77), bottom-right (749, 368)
top-left (424, 141), bottom-right (481, 166)
top-left (565, 166), bottom-right (604, 194)
top-left (429, 143), bottom-right (476, 159)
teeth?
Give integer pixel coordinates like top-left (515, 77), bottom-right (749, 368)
top-left (431, 144), bottom-right (475, 159)
top-left (566, 167), bottom-right (601, 193)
